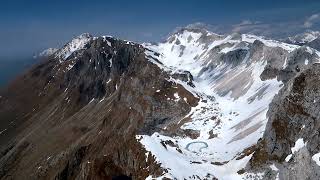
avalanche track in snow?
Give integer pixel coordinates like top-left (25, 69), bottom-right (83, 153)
top-left (136, 28), bottom-right (305, 179)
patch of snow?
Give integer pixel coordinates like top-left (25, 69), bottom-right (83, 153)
top-left (270, 164), bottom-right (278, 171)
top-left (285, 138), bottom-right (307, 162)
top-left (37, 48), bottom-right (58, 58)
top-left (99, 97), bottom-right (105, 103)
top-left (306, 46), bottom-right (314, 54)
top-left (291, 138), bottom-right (306, 154)
top-left (0, 129), bottom-right (7, 135)
top-left (89, 98), bottom-right (95, 104)
top-left (312, 152), bottom-right (320, 166)
top-left (173, 92), bottom-right (180, 102)
top-left (242, 34), bottom-right (299, 52)
top-left (109, 58), bottom-right (113, 67)
top-left (282, 57), bottom-right (288, 68)
top-left (66, 63), bottom-right (75, 71)
top-left (107, 41), bottom-right (111, 46)
top-left (55, 33), bottom-right (93, 60)
top-left (102, 36), bottom-right (112, 47)
top-left (285, 154), bottom-right (292, 162)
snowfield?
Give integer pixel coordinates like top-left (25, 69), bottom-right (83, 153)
top-left (137, 28), bottom-right (303, 179)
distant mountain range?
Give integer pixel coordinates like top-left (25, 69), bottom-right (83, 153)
top-left (283, 30), bottom-right (320, 50)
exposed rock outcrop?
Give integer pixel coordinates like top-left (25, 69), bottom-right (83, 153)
top-left (250, 64), bottom-right (320, 179)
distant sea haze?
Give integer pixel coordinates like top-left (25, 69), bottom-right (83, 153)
top-left (0, 57), bottom-right (36, 87)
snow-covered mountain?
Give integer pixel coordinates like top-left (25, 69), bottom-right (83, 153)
top-left (286, 30), bottom-right (320, 44)
top-left (140, 27), bottom-right (320, 179)
top-left (1, 26), bottom-right (320, 180)
top-left (284, 30), bottom-right (320, 51)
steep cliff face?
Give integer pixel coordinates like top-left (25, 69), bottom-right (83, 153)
top-left (1, 27), bottom-right (320, 180)
top-left (250, 64), bottom-right (320, 179)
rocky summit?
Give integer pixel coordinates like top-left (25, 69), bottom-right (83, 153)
top-left (1, 26), bottom-right (320, 180)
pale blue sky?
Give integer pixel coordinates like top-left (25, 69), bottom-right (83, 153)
top-left (1, 0), bottom-right (320, 59)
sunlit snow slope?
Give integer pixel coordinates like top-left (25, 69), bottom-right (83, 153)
top-left (137, 27), bottom-right (319, 179)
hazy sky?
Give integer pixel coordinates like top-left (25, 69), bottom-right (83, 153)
top-left (1, 0), bottom-right (320, 59)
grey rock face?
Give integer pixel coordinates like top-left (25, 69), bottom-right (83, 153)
top-left (279, 147), bottom-right (320, 180)
top-left (306, 38), bottom-right (320, 51)
top-left (64, 36), bottom-right (145, 104)
top-left (171, 70), bottom-right (195, 87)
top-left (250, 63), bottom-right (320, 178)
top-left (220, 49), bottom-right (248, 67)
top-left (278, 46), bottom-right (317, 82)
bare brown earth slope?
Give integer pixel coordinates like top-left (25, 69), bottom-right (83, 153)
top-left (0, 36), bottom-right (198, 179)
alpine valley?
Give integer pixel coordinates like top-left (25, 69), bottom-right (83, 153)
top-left (1, 26), bottom-right (320, 180)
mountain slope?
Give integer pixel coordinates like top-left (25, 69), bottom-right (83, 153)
top-left (1, 27), bottom-right (320, 180)
top-left (140, 27), bottom-right (320, 179)
top-left (0, 35), bottom-right (185, 179)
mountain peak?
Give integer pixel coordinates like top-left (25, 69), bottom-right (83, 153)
top-left (76, 32), bottom-right (93, 39)
top-left (167, 23), bottom-right (222, 40)
top-left (54, 33), bottom-right (93, 60)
